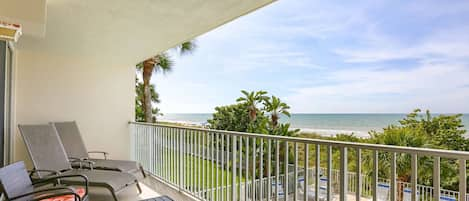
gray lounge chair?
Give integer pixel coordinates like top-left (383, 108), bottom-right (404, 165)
top-left (51, 121), bottom-right (145, 179)
top-left (0, 161), bottom-right (89, 201)
top-left (18, 124), bottom-right (142, 201)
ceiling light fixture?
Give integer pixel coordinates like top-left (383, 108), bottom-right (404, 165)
top-left (0, 21), bottom-right (22, 42)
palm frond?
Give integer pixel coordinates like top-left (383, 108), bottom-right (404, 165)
top-left (241, 90), bottom-right (249, 97)
top-left (177, 41), bottom-right (197, 55)
top-left (236, 97), bottom-right (247, 102)
top-left (155, 53), bottom-right (173, 73)
top-left (136, 62), bottom-right (144, 71)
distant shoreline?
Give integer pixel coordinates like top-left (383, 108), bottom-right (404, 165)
top-left (298, 128), bottom-right (370, 138)
top-left (156, 113), bottom-right (469, 139)
top-left (156, 119), bottom-right (372, 138)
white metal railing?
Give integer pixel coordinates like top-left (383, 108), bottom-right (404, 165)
top-left (197, 167), bottom-right (463, 201)
top-left (130, 122), bottom-right (469, 201)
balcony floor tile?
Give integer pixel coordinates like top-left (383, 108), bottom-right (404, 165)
top-left (87, 181), bottom-right (164, 201)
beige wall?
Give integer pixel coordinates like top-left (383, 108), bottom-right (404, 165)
top-left (14, 47), bottom-right (135, 163)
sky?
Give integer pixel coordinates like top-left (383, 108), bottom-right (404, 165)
top-left (154, 0), bottom-right (469, 114)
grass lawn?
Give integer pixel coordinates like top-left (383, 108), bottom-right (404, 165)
top-left (156, 149), bottom-right (245, 190)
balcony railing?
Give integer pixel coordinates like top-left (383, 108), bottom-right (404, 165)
top-left (130, 122), bottom-right (469, 201)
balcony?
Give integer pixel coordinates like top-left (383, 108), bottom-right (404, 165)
top-left (130, 122), bottom-right (469, 201)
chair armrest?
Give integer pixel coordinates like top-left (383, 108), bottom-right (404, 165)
top-left (11, 186), bottom-right (82, 201)
top-left (69, 157), bottom-right (95, 170)
top-left (69, 157), bottom-right (89, 161)
top-left (88, 151), bottom-right (109, 160)
top-left (29, 169), bottom-right (60, 178)
top-left (32, 174), bottom-right (89, 198)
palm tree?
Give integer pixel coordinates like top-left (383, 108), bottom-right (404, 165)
top-left (136, 41), bottom-right (196, 122)
top-left (264, 96), bottom-right (291, 128)
top-left (135, 78), bottom-right (161, 122)
top-left (236, 90), bottom-right (269, 121)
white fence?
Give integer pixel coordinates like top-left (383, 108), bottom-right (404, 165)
top-left (131, 122), bottom-right (469, 201)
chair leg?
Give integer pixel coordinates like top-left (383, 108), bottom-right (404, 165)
top-left (105, 186), bottom-right (118, 201)
top-left (140, 165), bottom-right (146, 178)
top-left (136, 182), bottom-right (143, 194)
top-left (110, 190), bottom-right (119, 201)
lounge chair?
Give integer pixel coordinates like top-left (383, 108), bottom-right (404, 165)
top-left (52, 121), bottom-right (145, 179)
top-left (0, 161), bottom-right (88, 201)
top-left (18, 124), bottom-right (142, 201)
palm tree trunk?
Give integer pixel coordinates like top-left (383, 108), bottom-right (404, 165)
top-left (142, 60), bottom-right (154, 123)
top-left (272, 114), bottom-right (279, 128)
top-left (249, 107), bottom-right (257, 121)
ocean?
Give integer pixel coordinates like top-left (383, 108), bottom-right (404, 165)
top-left (159, 113), bottom-right (469, 138)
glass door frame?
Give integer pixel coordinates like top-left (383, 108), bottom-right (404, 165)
top-left (0, 40), bottom-right (15, 166)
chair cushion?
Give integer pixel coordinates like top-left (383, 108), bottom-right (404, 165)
top-left (39, 187), bottom-right (85, 201)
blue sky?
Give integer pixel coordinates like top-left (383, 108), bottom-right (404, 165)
top-left (155, 0), bottom-right (469, 113)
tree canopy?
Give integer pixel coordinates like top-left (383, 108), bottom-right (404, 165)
top-left (209, 90), bottom-right (298, 137)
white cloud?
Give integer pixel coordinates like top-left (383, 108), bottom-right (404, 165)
top-left (334, 24), bottom-right (469, 63)
top-left (286, 62), bottom-right (469, 113)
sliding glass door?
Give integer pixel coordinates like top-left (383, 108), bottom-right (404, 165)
top-left (0, 40), bottom-right (13, 167)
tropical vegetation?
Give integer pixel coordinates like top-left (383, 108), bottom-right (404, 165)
top-left (136, 41), bottom-right (196, 122)
top-left (209, 90), bottom-right (298, 137)
top-left (208, 90), bottom-right (299, 177)
top-left (209, 93), bottom-right (467, 191)
top-left (135, 78), bottom-right (161, 122)
top-left (309, 109), bottom-right (468, 191)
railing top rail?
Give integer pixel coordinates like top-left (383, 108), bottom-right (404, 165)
top-left (129, 121), bottom-right (469, 160)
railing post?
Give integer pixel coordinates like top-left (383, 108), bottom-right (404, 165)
top-left (304, 143), bottom-right (309, 201)
top-left (221, 134), bottom-right (225, 200)
top-left (215, 133), bottom-right (220, 200)
top-left (284, 141), bottom-right (289, 201)
top-left (459, 159), bottom-right (466, 201)
top-left (238, 136), bottom-right (242, 200)
top-left (130, 124), bottom-right (135, 161)
top-left (149, 126), bottom-right (154, 175)
top-left (252, 138), bottom-right (256, 201)
top-left (327, 145), bottom-right (332, 201)
top-left (211, 132), bottom-right (215, 200)
top-left (231, 135), bottom-right (237, 201)
top-left (356, 148), bottom-right (361, 201)
top-left (433, 156), bottom-right (440, 201)
top-left (315, 144), bottom-right (320, 201)
top-left (391, 152), bottom-right (397, 201)
top-left (275, 140), bottom-right (280, 201)
top-left (340, 146), bottom-right (348, 201)
top-left (197, 131), bottom-right (201, 197)
top-left (245, 137), bottom-right (249, 201)
top-left (293, 142), bottom-right (298, 201)
top-left (373, 150), bottom-right (378, 201)
top-left (178, 128), bottom-right (183, 191)
top-left (267, 139), bottom-right (272, 201)
top-left (411, 154), bottom-right (418, 201)
top-left (260, 138), bottom-right (264, 201)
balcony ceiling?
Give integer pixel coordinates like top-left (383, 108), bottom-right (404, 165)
top-left (1, 0), bottom-right (274, 65)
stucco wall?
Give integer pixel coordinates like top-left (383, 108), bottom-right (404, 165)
top-left (14, 49), bottom-right (135, 163)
